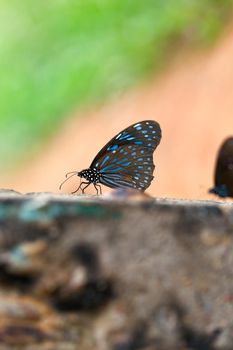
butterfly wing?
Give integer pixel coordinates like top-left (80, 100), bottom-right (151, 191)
top-left (90, 120), bottom-right (161, 191)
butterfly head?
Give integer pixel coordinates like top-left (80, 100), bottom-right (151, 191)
top-left (77, 169), bottom-right (89, 178)
top-left (59, 167), bottom-right (101, 191)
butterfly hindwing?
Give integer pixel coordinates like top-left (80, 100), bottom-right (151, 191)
top-left (90, 120), bottom-right (161, 191)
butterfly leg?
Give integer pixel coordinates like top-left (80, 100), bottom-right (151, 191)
top-left (94, 183), bottom-right (102, 195)
top-left (71, 181), bottom-right (90, 194)
top-left (80, 182), bottom-right (91, 194)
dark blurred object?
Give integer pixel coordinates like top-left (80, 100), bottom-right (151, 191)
top-left (209, 137), bottom-right (233, 198)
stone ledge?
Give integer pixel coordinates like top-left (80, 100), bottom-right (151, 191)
top-left (0, 190), bottom-right (232, 350)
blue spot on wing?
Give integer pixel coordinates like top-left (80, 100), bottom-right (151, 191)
top-left (121, 162), bottom-right (131, 166)
top-left (101, 166), bottom-right (123, 173)
top-left (125, 137), bottom-right (135, 140)
top-left (100, 155), bottom-right (110, 167)
top-left (119, 133), bottom-right (135, 141)
top-left (116, 158), bottom-right (129, 164)
top-left (107, 144), bottom-right (118, 151)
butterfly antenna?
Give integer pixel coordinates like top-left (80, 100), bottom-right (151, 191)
top-left (65, 171), bottom-right (78, 178)
top-left (59, 172), bottom-right (78, 190)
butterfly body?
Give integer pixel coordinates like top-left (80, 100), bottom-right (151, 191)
top-left (209, 137), bottom-right (233, 198)
top-left (60, 120), bottom-right (161, 195)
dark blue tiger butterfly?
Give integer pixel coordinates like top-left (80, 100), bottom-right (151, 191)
top-left (209, 137), bottom-right (233, 198)
top-left (60, 120), bottom-right (161, 195)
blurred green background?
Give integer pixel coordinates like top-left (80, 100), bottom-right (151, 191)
top-left (1, 0), bottom-right (233, 169)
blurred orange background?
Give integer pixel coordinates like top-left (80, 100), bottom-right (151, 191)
top-left (3, 26), bottom-right (233, 200)
top-left (2, 1), bottom-right (233, 200)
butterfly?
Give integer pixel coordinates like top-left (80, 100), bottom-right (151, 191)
top-left (60, 120), bottom-right (161, 195)
top-left (209, 137), bottom-right (233, 198)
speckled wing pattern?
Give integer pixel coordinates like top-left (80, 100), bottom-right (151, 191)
top-left (90, 120), bottom-right (161, 191)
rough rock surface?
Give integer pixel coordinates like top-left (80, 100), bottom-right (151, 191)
top-left (0, 189), bottom-right (232, 350)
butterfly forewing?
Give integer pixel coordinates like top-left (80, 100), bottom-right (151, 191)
top-left (90, 120), bottom-right (161, 191)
